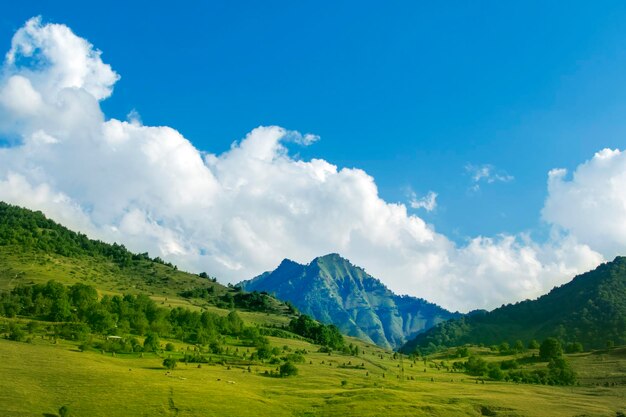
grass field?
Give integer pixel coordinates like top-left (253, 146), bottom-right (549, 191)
top-left (1, 334), bottom-right (625, 417)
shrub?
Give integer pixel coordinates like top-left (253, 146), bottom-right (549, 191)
top-left (163, 358), bottom-right (177, 370)
top-left (59, 405), bottom-right (71, 417)
top-left (8, 323), bottom-right (25, 341)
top-left (488, 366), bottom-right (504, 381)
top-left (279, 361), bottom-right (298, 377)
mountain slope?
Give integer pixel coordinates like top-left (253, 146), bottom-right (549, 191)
top-left (0, 201), bottom-right (298, 319)
top-left (401, 257), bottom-right (626, 353)
top-left (240, 254), bottom-right (459, 349)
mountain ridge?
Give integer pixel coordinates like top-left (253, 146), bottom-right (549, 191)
top-left (240, 253), bottom-right (460, 349)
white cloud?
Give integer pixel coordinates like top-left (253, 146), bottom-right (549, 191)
top-left (542, 148), bottom-right (626, 258)
top-left (6, 16), bottom-right (119, 101)
top-left (466, 163), bottom-right (514, 191)
top-left (409, 190), bottom-right (438, 212)
top-left (0, 17), bottom-right (611, 312)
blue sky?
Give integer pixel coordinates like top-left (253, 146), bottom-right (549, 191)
top-left (2, 2), bottom-right (626, 309)
top-left (3, 1), bottom-right (626, 239)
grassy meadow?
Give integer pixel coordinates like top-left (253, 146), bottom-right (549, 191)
top-left (1, 330), bottom-right (626, 417)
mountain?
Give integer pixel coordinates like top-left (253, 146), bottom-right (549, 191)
top-left (400, 257), bottom-right (626, 353)
top-left (239, 253), bottom-right (459, 349)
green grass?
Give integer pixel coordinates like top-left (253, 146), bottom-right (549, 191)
top-left (1, 335), bottom-right (625, 417)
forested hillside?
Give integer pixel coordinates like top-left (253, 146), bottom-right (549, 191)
top-left (401, 257), bottom-right (626, 353)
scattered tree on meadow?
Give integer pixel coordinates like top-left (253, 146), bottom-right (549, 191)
top-left (279, 361), bottom-right (298, 377)
top-left (163, 358), bottom-right (177, 370)
top-left (539, 338), bottom-right (563, 361)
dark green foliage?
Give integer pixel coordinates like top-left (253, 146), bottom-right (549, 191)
top-left (232, 291), bottom-right (275, 312)
top-left (539, 338), bottom-right (563, 361)
top-left (8, 322), bottom-right (25, 341)
top-left (528, 339), bottom-right (540, 349)
top-left (565, 342), bottom-right (584, 353)
top-left (464, 355), bottom-right (488, 376)
top-left (488, 366), bottom-right (504, 381)
top-left (513, 340), bottom-right (525, 353)
top-left (163, 358), bottom-right (177, 370)
top-left (283, 353), bottom-right (305, 363)
top-left (0, 281), bottom-right (267, 349)
top-left (548, 357), bottom-right (576, 385)
top-left (288, 314), bottom-right (344, 349)
top-left (455, 346), bottom-right (469, 357)
top-left (180, 286), bottom-right (286, 313)
top-left (0, 202), bottom-right (172, 268)
top-left (143, 332), bottom-right (160, 352)
top-left (499, 359), bottom-right (519, 370)
top-left (58, 405), bottom-right (71, 417)
top-left (279, 361), bottom-right (298, 377)
top-left (402, 257), bottom-right (626, 352)
top-left (179, 286), bottom-right (216, 300)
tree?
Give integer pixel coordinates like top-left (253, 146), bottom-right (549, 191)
top-left (143, 332), bottom-right (160, 352)
top-left (464, 355), bottom-right (488, 376)
top-left (539, 338), bottom-right (563, 361)
top-left (225, 310), bottom-right (243, 334)
top-left (8, 322), bottom-right (25, 341)
top-left (163, 358), bottom-right (177, 370)
top-left (548, 357), bottom-right (576, 385)
top-left (528, 339), bottom-right (540, 349)
top-left (279, 361), bottom-right (298, 377)
top-left (488, 366), bottom-right (504, 381)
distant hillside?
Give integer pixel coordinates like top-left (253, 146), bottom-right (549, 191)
top-left (401, 257), bottom-right (626, 353)
top-left (240, 254), bottom-right (459, 349)
top-left (0, 201), bottom-right (292, 315)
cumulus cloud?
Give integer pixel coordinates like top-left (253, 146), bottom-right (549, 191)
top-left (409, 190), bottom-right (438, 212)
top-left (0, 17), bottom-right (610, 312)
top-left (466, 163), bottom-right (514, 191)
top-left (543, 148), bottom-right (626, 258)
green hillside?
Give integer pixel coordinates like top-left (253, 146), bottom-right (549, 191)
top-left (401, 257), bottom-right (626, 354)
top-left (240, 254), bottom-right (459, 349)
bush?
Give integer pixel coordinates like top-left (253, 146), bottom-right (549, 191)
top-left (59, 405), bottom-right (71, 417)
top-left (8, 323), bottom-right (25, 341)
top-left (548, 357), bottom-right (576, 385)
top-left (565, 342), bottom-right (583, 353)
top-left (528, 340), bottom-right (540, 349)
top-left (165, 342), bottom-right (175, 352)
top-left (163, 358), bottom-right (177, 370)
top-left (464, 355), bottom-right (488, 376)
top-left (279, 361), bottom-right (298, 377)
top-left (488, 366), bottom-right (504, 381)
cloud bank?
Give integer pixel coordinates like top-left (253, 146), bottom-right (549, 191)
top-left (0, 17), bottom-right (612, 311)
